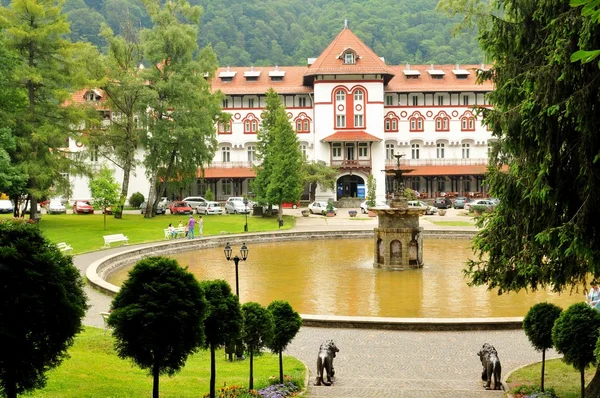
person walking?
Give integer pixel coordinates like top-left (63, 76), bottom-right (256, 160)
top-left (198, 216), bottom-right (204, 238)
top-left (588, 281), bottom-right (600, 310)
top-left (187, 215), bottom-right (196, 239)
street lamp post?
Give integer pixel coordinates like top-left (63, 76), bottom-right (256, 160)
top-left (243, 198), bottom-right (249, 232)
top-left (224, 242), bottom-right (248, 298)
top-left (224, 242), bottom-right (249, 360)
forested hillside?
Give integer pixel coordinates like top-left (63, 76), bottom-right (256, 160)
top-left (64, 0), bottom-right (483, 66)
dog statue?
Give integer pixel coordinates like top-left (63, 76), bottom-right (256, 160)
top-left (477, 343), bottom-right (502, 390)
top-left (315, 339), bottom-right (339, 386)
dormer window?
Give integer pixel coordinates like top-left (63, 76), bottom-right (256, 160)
top-left (344, 52), bottom-right (355, 64)
top-left (85, 89), bottom-right (101, 102)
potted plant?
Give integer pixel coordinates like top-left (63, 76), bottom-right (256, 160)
top-left (348, 210), bottom-right (357, 217)
top-left (325, 201), bottom-right (336, 217)
top-left (301, 209), bottom-right (309, 217)
top-left (366, 174), bottom-right (377, 217)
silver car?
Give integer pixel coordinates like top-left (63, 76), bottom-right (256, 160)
top-left (47, 199), bottom-right (67, 214)
top-left (225, 197), bottom-right (251, 214)
top-left (196, 201), bottom-right (223, 215)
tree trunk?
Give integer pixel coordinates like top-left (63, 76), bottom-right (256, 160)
top-left (541, 349), bottom-right (545, 391)
top-left (249, 347), bottom-right (254, 390)
top-left (279, 350), bottom-right (284, 384)
top-left (154, 149), bottom-right (177, 210)
top-left (585, 366), bottom-right (600, 398)
top-left (103, 210), bottom-right (107, 230)
top-left (114, 121), bottom-right (135, 219)
top-left (6, 378), bottom-right (17, 398)
top-left (210, 343), bottom-right (216, 398)
top-left (145, 173), bottom-right (157, 218)
top-left (310, 183), bottom-right (316, 203)
top-left (29, 195), bottom-right (39, 224)
top-left (582, 368), bottom-right (586, 398)
top-left (153, 363), bottom-right (159, 398)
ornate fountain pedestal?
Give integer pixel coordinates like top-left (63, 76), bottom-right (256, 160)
top-left (370, 196), bottom-right (424, 270)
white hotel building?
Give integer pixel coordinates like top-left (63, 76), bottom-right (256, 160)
top-left (69, 27), bottom-right (493, 203)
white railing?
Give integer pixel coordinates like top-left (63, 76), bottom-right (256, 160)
top-left (385, 158), bottom-right (488, 167)
top-left (209, 161), bottom-right (256, 168)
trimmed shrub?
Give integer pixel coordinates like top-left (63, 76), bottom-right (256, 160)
top-left (204, 188), bottom-right (214, 201)
top-left (128, 192), bottom-right (145, 208)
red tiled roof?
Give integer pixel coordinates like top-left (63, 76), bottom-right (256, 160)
top-left (65, 88), bottom-right (110, 110)
top-left (386, 65), bottom-right (493, 92)
top-left (304, 28), bottom-right (394, 83)
top-left (322, 131), bottom-right (382, 142)
top-left (211, 66), bottom-right (311, 95)
top-left (386, 165), bottom-right (488, 176)
top-left (199, 167), bottom-right (256, 179)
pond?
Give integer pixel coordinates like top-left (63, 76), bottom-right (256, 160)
top-left (107, 238), bottom-right (583, 318)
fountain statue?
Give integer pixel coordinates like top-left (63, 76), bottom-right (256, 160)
top-left (369, 154), bottom-right (423, 269)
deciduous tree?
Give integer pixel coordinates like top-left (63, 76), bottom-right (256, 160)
top-left (89, 165), bottom-right (121, 229)
top-left (266, 300), bottom-right (302, 384)
top-left (108, 256), bottom-right (207, 398)
top-left (200, 280), bottom-right (243, 398)
top-left (0, 220), bottom-right (87, 398)
top-left (241, 302), bottom-right (274, 390)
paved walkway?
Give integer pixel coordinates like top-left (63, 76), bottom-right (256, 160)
top-left (74, 209), bottom-right (547, 397)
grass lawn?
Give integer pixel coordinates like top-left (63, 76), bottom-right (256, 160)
top-left (0, 213), bottom-right (295, 254)
top-left (424, 219), bottom-right (474, 227)
top-left (24, 327), bottom-right (306, 398)
top-left (507, 358), bottom-right (594, 398)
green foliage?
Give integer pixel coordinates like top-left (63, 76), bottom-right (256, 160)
top-left (303, 161), bottom-right (338, 202)
top-left (524, 303), bottom-right (563, 352)
top-left (140, 0), bottom-right (223, 217)
top-left (199, 280), bottom-right (243, 398)
top-left (241, 302), bottom-right (274, 390)
top-left (266, 300), bottom-right (302, 384)
top-left (552, 303), bottom-right (600, 376)
top-left (326, 201), bottom-right (335, 212)
top-left (366, 174), bottom-right (376, 207)
top-left (0, 220), bottom-right (87, 398)
top-left (523, 303), bottom-right (563, 391)
top-left (0, 0), bottom-right (96, 220)
top-left (470, 204), bottom-right (489, 214)
top-left (459, 0), bottom-right (600, 294)
top-left (204, 187), bottom-right (215, 201)
top-left (404, 188), bottom-right (417, 200)
top-left (128, 192), bottom-right (145, 208)
top-left (89, 165), bottom-right (121, 229)
top-left (108, 256), bottom-right (207, 398)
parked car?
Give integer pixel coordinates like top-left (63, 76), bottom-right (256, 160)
top-left (408, 200), bottom-right (438, 215)
top-left (453, 196), bottom-right (468, 209)
top-left (138, 201), bottom-right (167, 214)
top-left (433, 197), bottom-right (452, 209)
top-left (182, 196), bottom-right (206, 209)
top-left (196, 201), bottom-right (223, 215)
top-left (46, 199), bottom-right (66, 214)
top-left (20, 201), bottom-right (43, 214)
top-left (169, 201), bottom-right (193, 215)
top-left (282, 201), bottom-right (300, 209)
top-left (225, 197), bottom-right (251, 214)
top-left (464, 199), bottom-right (496, 212)
top-left (308, 201), bottom-right (337, 216)
top-left (102, 206), bottom-right (113, 215)
top-left (360, 200), bottom-right (390, 214)
top-left (0, 199), bottom-right (14, 214)
top-left (72, 200), bottom-right (94, 214)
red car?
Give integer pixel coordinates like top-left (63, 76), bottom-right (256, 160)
top-left (169, 201), bottom-right (193, 215)
top-left (73, 200), bottom-right (94, 214)
top-left (282, 202), bottom-right (300, 209)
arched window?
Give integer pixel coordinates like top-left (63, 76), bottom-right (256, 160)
top-left (294, 113), bottom-right (312, 133)
top-left (460, 111), bottom-right (476, 131)
top-left (384, 112), bottom-right (399, 132)
top-left (354, 90), bottom-right (363, 101)
top-left (218, 121), bottom-right (232, 134)
top-left (409, 112), bottom-right (424, 132)
top-left (434, 112), bottom-right (450, 132)
top-left (242, 114), bottom-right (259, 134)
top-left (344, 52), bottom-right (355, 64)
top-left (336, 90), bottom-right (345, 102)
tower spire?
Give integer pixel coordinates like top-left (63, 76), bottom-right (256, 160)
top-left (344, 19), bottom-right (348, 29)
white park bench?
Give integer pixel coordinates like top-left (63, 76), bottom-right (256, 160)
top-left (57, 242), bottom-right (72, 253)
top-left (164, 227), bottom-right (186, 239)
top-left (103, 233), bottom-right (129, 248)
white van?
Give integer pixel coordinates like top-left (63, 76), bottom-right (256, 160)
top-left (182, 196), bottom-right (206, 208)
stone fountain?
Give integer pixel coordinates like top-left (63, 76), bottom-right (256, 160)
top-left (370, 154), bottom-right (423, 269)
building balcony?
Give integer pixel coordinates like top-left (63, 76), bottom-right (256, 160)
top-left (331, 159), bottom-right (372, 169)
top-left (385, 158), bottom-right (488, 167)
top-left (210, 161), bottom-right (257, 168)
